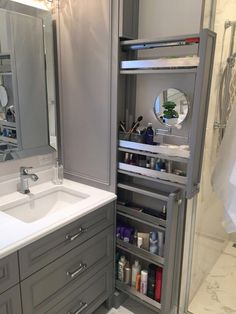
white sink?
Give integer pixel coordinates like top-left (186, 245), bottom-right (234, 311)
top-left (2, 186), bottom-right (89, 223)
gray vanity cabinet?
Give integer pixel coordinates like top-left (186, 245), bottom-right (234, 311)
top-left (45, 265), bottom-right (113, 314)
top-left (18, 203), bottom-right (113, 280)
top-left (0, 202), bottom-right (115, 314)
top-left (0, 285), bottom-right (22, 314)
top-left (20, 226), bottom-right (113, 313)
top-left (0, 253), bottom-right (19, 295)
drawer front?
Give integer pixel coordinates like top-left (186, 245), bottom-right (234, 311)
top-left (0, 253), bottom-right (19, 295)
top-left (21, 226), bottom-right (114, 314)
top-left (19, 202), bottom-right (114, 279)
top-left (42, 263), bottom-right (112, 314)
top-left (0, 285), bottom-right (22, 314)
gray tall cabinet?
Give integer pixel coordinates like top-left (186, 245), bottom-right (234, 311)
top-left (58, 1), bottom-right (216, 314)
top-left (58, 0), bottom-right (119, 192)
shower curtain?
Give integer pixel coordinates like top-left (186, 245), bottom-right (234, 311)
top-left (212, 79), bottom-right (236, 232)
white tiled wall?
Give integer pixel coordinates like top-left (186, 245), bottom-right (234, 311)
top-left (189, 0), bottom-right (236, 302)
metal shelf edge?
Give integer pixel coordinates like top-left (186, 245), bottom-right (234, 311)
top-left (115, 280), bottom-right (161, 311)
top-left (116, 239), bottom-right (164, 267)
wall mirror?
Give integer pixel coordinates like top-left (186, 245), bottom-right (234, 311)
top-left (154, 88), bottom-right (189, 127)
top-left (0, 1), bottom-right (56, 162)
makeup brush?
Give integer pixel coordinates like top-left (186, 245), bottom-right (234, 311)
top-left (128, 116), bottom-right (143, 134)
top-left (119, 121), bottom-right (126, 132)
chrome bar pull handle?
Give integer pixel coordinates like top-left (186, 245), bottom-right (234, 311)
top-left (65, 227), bottom-right (87, 241)
top-left (66, 263), bottom-right (87, 279)
top-left (67, 302), bottom-right (88, 314)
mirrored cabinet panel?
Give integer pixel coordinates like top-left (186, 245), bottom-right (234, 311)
top-left (0, 1), bottom-right (56, 162)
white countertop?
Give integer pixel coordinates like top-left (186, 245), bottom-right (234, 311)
top-left (0, 179), bottom-right (116, 259)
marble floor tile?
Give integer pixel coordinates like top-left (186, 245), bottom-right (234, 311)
top-left (189, 242), bottom-right (236, 314)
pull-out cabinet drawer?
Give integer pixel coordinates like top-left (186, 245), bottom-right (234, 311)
top-left (0, 285), bottom-right (22, 314)
top-left (42, 264), bottom-right (112, 314)
top-left (19, 202), bottom-right (114, 279)
top-left (0, 253), bottom-right (19, 295)
top-left (21, 226), bottom-right (114, 314)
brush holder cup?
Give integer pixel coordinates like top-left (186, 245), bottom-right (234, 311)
top-left (119, 132), bottom-right (144, 143)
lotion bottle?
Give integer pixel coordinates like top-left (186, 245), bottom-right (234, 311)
top-left (131, 260), bottom-right (141, 287)
top-left (140, 270), bottom-right (148, 295)
top-left (118, 256), bottom-right (126, 282)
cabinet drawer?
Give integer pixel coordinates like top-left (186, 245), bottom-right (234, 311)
top-left (41, 263), bottom-right (112, 314)
top-left (0, 253), bottom-right (19, 295)
top-left (19, 202), bottom-right (114, 279)
top-left (21, 226), bottom-right (114, 314)
top-left (0, 285), bottom-right (22, 314)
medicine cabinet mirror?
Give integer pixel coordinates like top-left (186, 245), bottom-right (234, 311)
top-left (154, 88), bottom-right (189, 127)
top-left (0, 1), bottom-right (56, 162)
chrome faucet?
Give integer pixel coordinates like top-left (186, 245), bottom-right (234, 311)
top-left (19, 167), bottom-right (39, 194)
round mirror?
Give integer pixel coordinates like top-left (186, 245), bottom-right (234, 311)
top-left (154, 88), bottom-right (189, 127)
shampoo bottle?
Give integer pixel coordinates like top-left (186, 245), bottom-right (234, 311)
top-left (118, 256), bottom-right (126, 282)
top-left (131, 260), bottom-right (141, 287)
top-left (124, 262), bottom-right (131, 285)
top-left (140, 270), bottom-right (148, 295)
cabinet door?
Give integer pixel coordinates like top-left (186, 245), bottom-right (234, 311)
top-left (0, 285), bottom-right (22, 314)
top-left (119, 0), bottom-right (139, 39)
top-left (58, 0), bottom-right (117, 191)
top-left (0, 253), bottom-right (19, 295)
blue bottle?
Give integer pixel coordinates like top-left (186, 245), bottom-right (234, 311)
top-left (145, 123), bottom-right (154, 145)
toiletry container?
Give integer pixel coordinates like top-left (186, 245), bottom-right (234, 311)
top-left (158, 231), bottom-right (164, 257)
top-left (140, 270), bottom-right (148, 295)
top-left (149, 232), bottom-right (158, 254)
top-left (52, 160), bottom-right (63, 185)
top-left (131, 260), bottom-right (141, 287)
top-left (124, 262), bottom-right (131, 285)
top-left (137, 236), bottom-right (143, 248)
top-left (118, 256), bottom-right (126, 282)
top-left (147, 264), bottom-right (157, 299)
top-left (144, 123), bottom-right (154, 145)
top-left (136, 273), bottom-right (141, 291)
top-left (155, 267), bottom-right (163, 302)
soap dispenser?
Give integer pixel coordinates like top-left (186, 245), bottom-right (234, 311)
top-left (52, 159), bottom-right (63, 185)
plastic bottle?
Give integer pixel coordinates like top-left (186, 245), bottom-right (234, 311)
top-left (155, 267), bottom-right (163, 302)
top-left (144, 123), bottom-right (154, 145)
top-left (136, 273), bottom-right (141, 291)
top-left (137, 236), bottom-right (143, 248)
top-left (158, 231), bottom-right (164, 257)
top-left (52, 160), bottom-right (63, 185)
top-left (133, 229), bottom-right (138, 246)
top-left (124, 262), bottom-right (131, 285)
top-left (147, 264), bottom-right (157, 299)
top-left (118, 256), bottom-right (126, 282)
top-left (131, 260), bottom-right (141, 287)
top-left (140, 270), bottom-right (148, 295)
top-left (149, 232), bottom-right (158, 254)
